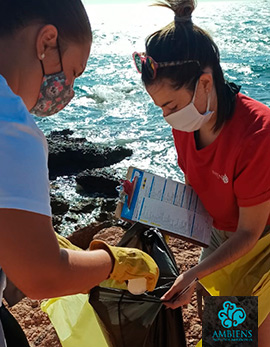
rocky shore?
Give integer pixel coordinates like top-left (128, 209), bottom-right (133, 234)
top-left (6, 130), bottom-right (203, 347)
top-left (47, 129), bottom-right (132, 234)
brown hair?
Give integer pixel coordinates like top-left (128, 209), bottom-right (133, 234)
top-left (0, 0), bottom-right (92, 44)
top-left (142, 0), bottom-right (236, 132)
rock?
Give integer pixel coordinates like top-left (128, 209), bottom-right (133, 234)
top-left (115, 219), bottom-right (133, 230)
top-left (64, 215), bottom-right (79, 223)
top-left (47, 130), bottom-right (133, 179)
top-left (24, 316), bottom-right (32, 327)
top-left (76, 169), bottom-right (119, 197)
top-left (31, 300), bottom-right (39, 309)
top-left (66, 221), bottom-right (112, 250)
top-left (93, 226), bottom-right (126, 245)
top-left (51, 194), bottom-right (118, 234)
top-left (95, 211), bottom-right (110, 222)
top-left (50, 196), bottom-right (70, 215)
top-left (80, 203), bottom-right (96, 213)
top-left (101, 198), bottom-right (117, 212)
top-left (69, 200), bottom-right (98, 214)
top-left (52, 216), bottom-right (63, 233)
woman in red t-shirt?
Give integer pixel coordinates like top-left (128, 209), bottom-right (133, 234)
top-left (132, 0), bottom-right (270, 345)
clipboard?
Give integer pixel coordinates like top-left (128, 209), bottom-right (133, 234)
top-left (115, 167), bottom-right (213, 247)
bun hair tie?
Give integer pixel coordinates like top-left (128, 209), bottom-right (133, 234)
top-left (174, 15), bottom-right (192, 25)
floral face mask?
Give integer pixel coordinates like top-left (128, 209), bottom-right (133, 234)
top-left (30, 43), bottom-right (75, 117)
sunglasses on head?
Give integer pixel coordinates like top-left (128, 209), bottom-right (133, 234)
top-left (132, 51), bottom-right (200, 79)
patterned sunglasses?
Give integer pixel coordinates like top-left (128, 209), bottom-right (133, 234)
top-left (132, 51), bottom-right (200, 79)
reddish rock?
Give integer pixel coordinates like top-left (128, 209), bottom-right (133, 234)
top-left (66, 221), bottom-right (112, 250)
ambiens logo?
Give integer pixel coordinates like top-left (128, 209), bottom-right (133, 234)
top-left (211, 300), bottom-right (252, 343)
top-left (203, 297), bottom-right (257, 345)
top-left (218, 301), bottom-right (246, 328)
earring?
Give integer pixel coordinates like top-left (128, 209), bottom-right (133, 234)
top-left (40, 53), bottom-right (45, 60)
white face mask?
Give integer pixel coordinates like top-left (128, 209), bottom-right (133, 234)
top-left (164, 81), bottom-right (214, 132)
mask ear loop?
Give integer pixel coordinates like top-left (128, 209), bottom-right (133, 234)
top-left (39, 39), bottom-right (63, 76)
top-left (191, 80), bottom-right (199, 104)
top-left (56, 39), bottom-right (64, 71)
top-left (39, 57), bottom-right (46, 76)
top-left (191, 80), bottom-right (212, 113)
top-left (56, 39), bottom-right (75, 91)
top-left (206, 93), bottom-right (211, 113)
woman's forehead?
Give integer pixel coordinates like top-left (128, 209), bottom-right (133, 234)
top-left (146, 81), bottom-right (180, 104)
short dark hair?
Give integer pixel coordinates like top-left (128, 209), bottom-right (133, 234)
top-left (0, 0), bottom-right (92, 44)
top-left (142, 0), bottom-right (236, 132)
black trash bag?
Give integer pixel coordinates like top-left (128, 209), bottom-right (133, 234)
top-left (89, 222), bottom-right (187, 347)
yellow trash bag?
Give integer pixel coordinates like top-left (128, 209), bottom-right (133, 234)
top-left (41, 233), bottom-right (108, 346)
top-left (41, 279), bottom-right (128, 347)
top-left (41, 294), bottom-right (108, 347)
top-left (194, 233), bottom-right (270, 347)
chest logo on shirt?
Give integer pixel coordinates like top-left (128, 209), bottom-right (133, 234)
top-left (212, 170), bottom-right (229, 184)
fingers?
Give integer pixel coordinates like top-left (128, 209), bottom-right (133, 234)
top-left (160, 285), bottom-right (177, 302)
top-left (163, 287), bottom-right (193, 309)
top-left (160, 274), bottom-right (184, 301)
top-left (161, 281), bottom-right (196, 309)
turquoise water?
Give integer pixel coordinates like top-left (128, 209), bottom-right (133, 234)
top-left (36, 0), bottom-right (270, 184)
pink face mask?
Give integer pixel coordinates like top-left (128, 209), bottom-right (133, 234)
top-left (164, 81), bottom-right (214, 132)
top-left (30, 43), bottom-right (74, 117)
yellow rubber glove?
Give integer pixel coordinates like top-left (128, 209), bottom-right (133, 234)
top-left (55, 232), bottom-right (82, 251)
top-left (90, 240), bottom-right (159, 292)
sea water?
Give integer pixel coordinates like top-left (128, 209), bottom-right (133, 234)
top-left (35, 0), bottom-right (270, 232)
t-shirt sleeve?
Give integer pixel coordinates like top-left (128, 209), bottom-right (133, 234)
top-left (234, 130), bottom-right (270, 207)
top-left (0, 121), bottom-right (51, 217)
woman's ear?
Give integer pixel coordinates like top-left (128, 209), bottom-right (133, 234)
top-left (199, 72), bottom-right (213, 94)
top-left (36, 24), bottom-right (58, 60)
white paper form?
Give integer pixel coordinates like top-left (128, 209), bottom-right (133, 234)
top-left (121, 168), bottom-right (213, 246)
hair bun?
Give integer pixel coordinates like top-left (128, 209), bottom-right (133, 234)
top-left (173, 0), bottom-right (195, 18)
top-left (153, 0), bottom-right (195, 24)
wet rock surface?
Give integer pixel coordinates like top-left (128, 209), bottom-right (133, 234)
top-left (76, 168), bottom-right (120, 197)
top-left (47, 129), bottom-right (132, 180)
top-left (50, 195), bottom-right (70, 215)
top-left (46, 129), bottom-right (128, 234)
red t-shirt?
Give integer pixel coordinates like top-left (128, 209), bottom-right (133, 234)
top-left (173, 93), bottom-right (270, 231)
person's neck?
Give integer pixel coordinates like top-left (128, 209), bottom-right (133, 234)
top-left (195, 91), bottom-right (221, 150)
top-left (195, 112), bottom-right (223, 150)
top-left (196, 128), bottom-right (222, 151)
top-left (0, 39), bottom-right (20, 94)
